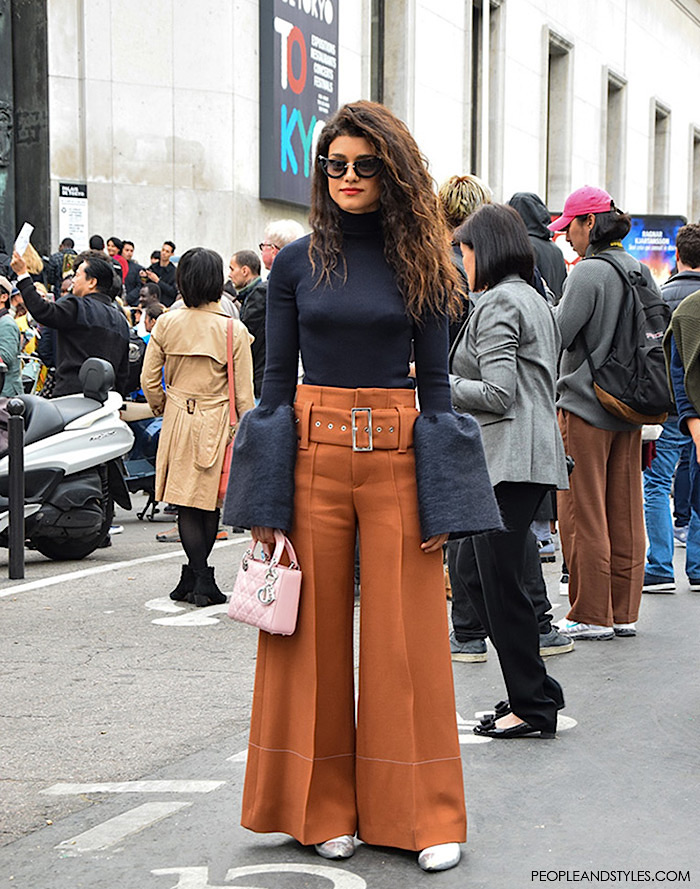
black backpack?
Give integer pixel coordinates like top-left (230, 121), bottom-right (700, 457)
top-left (579, 252), bottom-right (673, 425)
top-left (126, 328), bottom-right (146, 395)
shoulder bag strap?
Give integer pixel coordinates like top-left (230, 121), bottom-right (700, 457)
top-left (578, 253), bottom-right (632, 374)
top-left (226, 318), bottom-right (237, 426)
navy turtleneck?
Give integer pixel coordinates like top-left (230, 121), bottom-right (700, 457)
top-left (260, 208), bottom-right (452, 415)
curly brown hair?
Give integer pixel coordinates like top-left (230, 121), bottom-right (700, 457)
top-left (309, 100), bottom-right (461, 320)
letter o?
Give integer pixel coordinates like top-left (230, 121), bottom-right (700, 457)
top-left (287, 26), bottom-right (307, 95)
top-left (325, 1), bottom-right (334, 24)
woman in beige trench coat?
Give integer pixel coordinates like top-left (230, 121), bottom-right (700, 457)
top-left (141, 247), bottom-right (255, 606)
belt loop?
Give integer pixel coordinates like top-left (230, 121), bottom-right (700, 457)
top-left (397, 407), bottom-right (410, 453)
top-left (298, 401), bottom-right (312, 449)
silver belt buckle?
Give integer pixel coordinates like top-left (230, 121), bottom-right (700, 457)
top-left (351, 408), bottom-right (373, 451)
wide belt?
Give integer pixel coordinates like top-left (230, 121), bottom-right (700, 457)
top-left (294, 403), bottom-right (415, 452)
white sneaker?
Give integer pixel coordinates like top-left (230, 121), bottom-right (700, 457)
top-left (559, 572), bottom-right (569, 597)
top-left (613, 622), bottom-right (637, 637)
top-left (556, 620), bottom-right (614, 640)
top-left (418, 842), bottom-right (461, 872)
top-left (314, 835), bottom-right (355, 860)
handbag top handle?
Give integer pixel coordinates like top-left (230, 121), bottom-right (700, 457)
top-left (269, 529), bottom-right (299, 568)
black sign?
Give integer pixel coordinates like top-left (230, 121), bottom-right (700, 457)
top-left (59, 182), bottom-right (88, 199)
top-left (259, 0), bottom-right (339, 207)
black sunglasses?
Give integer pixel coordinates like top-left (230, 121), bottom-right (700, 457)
top-left (318, 156), bottom-right (383, 179)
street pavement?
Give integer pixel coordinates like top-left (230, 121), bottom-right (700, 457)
top-left (1, 496), bottom-right (698, 888)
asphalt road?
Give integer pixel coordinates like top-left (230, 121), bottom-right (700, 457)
top-left (1, 498), bottom-right (698, 888)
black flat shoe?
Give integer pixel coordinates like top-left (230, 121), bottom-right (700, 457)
top-left (473, 720), bottom-right (555, 739)
top-left (477, 700), bottom-right (511, 730)
top-left (493, 700), bottom-right (511, 718)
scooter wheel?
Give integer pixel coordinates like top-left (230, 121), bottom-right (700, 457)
top-left (30, 497), bottom-right (114, 561)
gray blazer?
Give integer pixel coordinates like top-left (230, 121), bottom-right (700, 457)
top-left (449, 275), bottom-right (568, 490)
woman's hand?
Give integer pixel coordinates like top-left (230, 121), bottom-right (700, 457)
top-left (252, 526), bottom-right (277, 545)
top-left (421, 532), bottom-right (449, 553)
top-left (10, 251), bottom-right (27, 277)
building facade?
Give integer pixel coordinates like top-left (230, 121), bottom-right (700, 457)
top-left (2, 0), bottom-right (700, 262)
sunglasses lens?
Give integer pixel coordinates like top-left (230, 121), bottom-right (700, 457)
top-left (354, 157), bottom-right (383, 178)
top-left (319, 157), bottom-right (346, 178)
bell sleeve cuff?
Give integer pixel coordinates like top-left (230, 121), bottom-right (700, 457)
top-left (413, 412), bottom-right (504, 539)
top-left (222, 404), bottom-right (297, 532)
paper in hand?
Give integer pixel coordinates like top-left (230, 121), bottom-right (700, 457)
top-left (14, 222), bottom-right (34, 256)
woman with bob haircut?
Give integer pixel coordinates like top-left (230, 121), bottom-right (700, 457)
top-left (224, 100), bottom-right (501, 873)
top-left (449, 203), bottom-right (569, 738)
top-left (141, 246), bottom-right (254, 606)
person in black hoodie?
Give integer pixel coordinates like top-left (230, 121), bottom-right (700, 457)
top-left (508, 192), bottom-right (567, 300)
top-left (11, 249), bottom-right (130, 396)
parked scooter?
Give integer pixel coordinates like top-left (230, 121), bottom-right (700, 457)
top-left (0, 358), bottom-right (134, 560)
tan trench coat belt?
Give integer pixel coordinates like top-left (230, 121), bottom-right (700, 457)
top-left (167, 387), bottom-right (232, 471)
top-left (293, 402), bottom-right (415, 452)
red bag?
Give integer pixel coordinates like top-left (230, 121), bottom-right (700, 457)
top-left (218, 318), bottom-right (237, 503)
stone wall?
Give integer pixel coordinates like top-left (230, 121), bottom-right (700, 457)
top-left (46, 0), bottom-right (700, 262)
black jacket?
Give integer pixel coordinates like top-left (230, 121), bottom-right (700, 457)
top-left (508, 192), bottom-right (567, 299)
top-left (660, 270), bottom-right (700, 313)
top-left (148, 262), bottom-right (176, 306)
top-left (238, 276), bottom-right (267, 398)
top-left (124, 260), bottom-right (144, 306)
top-left (17, 276), bottom-right (130, 396)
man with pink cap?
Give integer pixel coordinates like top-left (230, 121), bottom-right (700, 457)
top-left (549, 186), bottom-right (658, 641)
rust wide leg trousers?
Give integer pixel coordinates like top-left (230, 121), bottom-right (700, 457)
top-left (241, 386), bottom-right (467, 851)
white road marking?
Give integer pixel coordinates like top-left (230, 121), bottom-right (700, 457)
top-left (145, 597), bottom-right (185, 613)
top-left (152, 603), bottom-right (230, 626)
top-left (153, 868), bottom-right (213, 889)
top-left (226, 749), bottom-right (248, 763)
top-left (0, 539), bottom-right (239, 599)
top-left (460, 734), bottom-right (492, 744)
top-left (56, 801), bottom-right (190, 852)
top-left (153, 864), bottom-right (367, 889)
top-left (42, 780), bottom-right (224, 795)
top-left (225, 864), bottom-right (367, 889)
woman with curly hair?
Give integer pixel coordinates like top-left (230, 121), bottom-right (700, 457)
top-left (224, 101), bottom-right (500, 872)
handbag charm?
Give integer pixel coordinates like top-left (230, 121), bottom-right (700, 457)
top-left (228, 530), bottom-right (302, 635)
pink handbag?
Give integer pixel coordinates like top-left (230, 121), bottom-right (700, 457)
top-left (228, 530), bottom-right (302, 635)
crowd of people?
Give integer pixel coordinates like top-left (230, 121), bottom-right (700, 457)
top-left (2, 96), bottom-right (700, 875)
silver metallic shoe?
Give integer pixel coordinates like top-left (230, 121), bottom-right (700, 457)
top-left (417, 842), bottom-right (461, 872)
top-left (314, 835), bottom-right (355, 860)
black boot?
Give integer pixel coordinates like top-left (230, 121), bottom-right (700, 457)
top-left (190, 566), bottom-right (226, 607)
top-left (169, 564), bottom-right (195, 601)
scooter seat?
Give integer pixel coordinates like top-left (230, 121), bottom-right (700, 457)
top-left (18, 395), bottom-right (104, 447)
